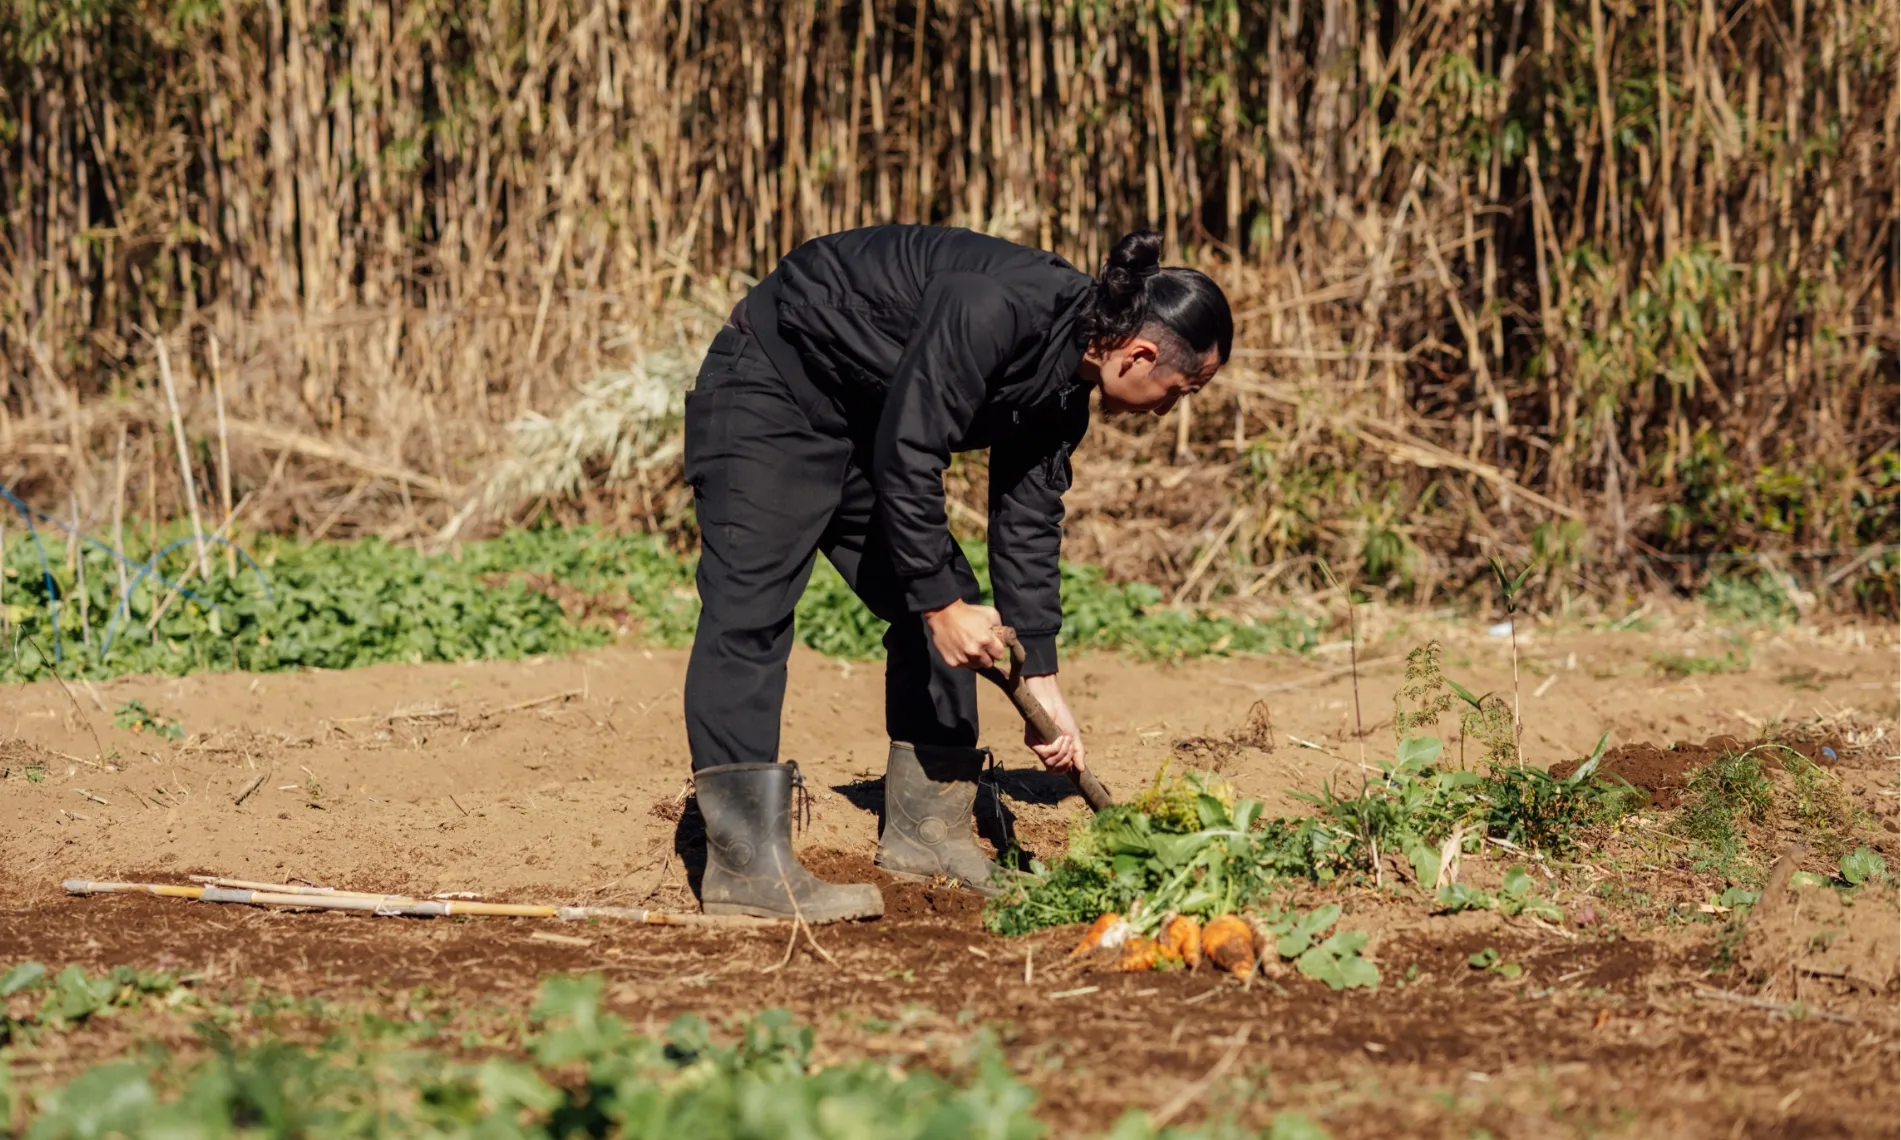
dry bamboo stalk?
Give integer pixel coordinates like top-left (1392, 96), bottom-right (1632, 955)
top-left (208, 336), bottom-right (235, 579)
top-left (70, 494), bottom-right (91, 652)
top-left (111, 423), bottom-right (130, 600)
top-left (151, 333), bottom-right (211, 581)
top-left (0, 0), bottom-right (1888, 610)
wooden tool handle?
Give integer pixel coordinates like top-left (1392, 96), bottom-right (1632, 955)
top-left (977, 628), bottom-right (1116, 813)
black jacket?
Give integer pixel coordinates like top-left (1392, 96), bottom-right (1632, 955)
top-left (746, 225), bottom-right (1093, 675)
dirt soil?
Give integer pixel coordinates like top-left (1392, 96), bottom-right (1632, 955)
top-left (1, 616), bottom-right (1897, 1136)
top-left (1551, 737), bottom-right (1748, 809)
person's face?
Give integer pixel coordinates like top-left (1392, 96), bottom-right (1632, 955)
top-left (1094, 337), bottom-right (1224, 415)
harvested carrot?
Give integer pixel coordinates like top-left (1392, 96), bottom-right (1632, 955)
top-left (1158, 914), bottom-right (1202, 970)
top-left (1116, 935), bottom-right (1162, 972)
top-left (1070, 912), bottom-right (1129, 958)
top-left (1202, 914), bottom-right (1256, 978)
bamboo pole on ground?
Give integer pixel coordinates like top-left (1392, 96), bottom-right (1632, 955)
top-left (65, 879), bottom-right (782, 928)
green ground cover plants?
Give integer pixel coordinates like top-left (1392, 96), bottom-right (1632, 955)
top-left (987, 642), bottom-right (1638, 961)
top-left (0, 528), bottom-right (1316, 684)
top-left (1, 967), bottom-right (1326, 1140)
top-left (1673, 744), bottom-right (1863, 884)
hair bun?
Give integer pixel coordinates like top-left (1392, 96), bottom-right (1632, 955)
top-left (1106, 230), bottom-right (1164, 278)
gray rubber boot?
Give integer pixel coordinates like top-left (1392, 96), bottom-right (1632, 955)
top-left (694, 762), bottom-right (884, 923)
top-left (876, 742), bottom-right (1006, 896)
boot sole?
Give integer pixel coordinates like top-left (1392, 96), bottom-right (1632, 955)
top-left (703, 900), bottom-right (885, 924)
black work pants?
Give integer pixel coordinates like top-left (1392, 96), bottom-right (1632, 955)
top-left (682, 325), bottom-right (981, 771)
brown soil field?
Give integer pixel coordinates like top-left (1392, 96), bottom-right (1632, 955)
top-left (2, 616), bottom-right (1897, 1137)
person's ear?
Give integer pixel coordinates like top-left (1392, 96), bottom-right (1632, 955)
top-left (1122, 339), bottom-right (1159, 372)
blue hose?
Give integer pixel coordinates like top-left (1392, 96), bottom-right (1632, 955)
top-left (100, 535), bottom-right (275, 661)
top-left (0, 486), bottom-right (63, 662)
top-left (1, 482), bottom-right (273, 670)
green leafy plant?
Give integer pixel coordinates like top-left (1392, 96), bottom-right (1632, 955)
top-left (1481, 731), bottom-right (1636, 855)
top-left (1840, 847), bottom-right (1888, 886)
top-left (112, 699), bottom-right (183, 740)
top-left (1467, 947), bottom-right (1523, 979)
top-left (1436, 865), bottom-right (1561, 921)
top-left (1296, 735), bottom-right (1481, 885)
top-left (1675, 747), bottom-right (1778, 881)
top-left (1699, 573), bottom-right (1798, 626)
top-left (1, 961), bottom-right (181, 1045)
top-left (984, 779), bottom-right (1383, 995)
top-left (1649, 647), bottom-right (1752, 678)
top-left (1, 528), bottom-right (1318, 685)
top-left (12, 972), bottom-right (1281, 1138)
top-left (1257, 906), bottom-right (1380, 991)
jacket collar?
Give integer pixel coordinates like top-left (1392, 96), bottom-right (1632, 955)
top-left (1044, 287), bottom-right (1090, 411)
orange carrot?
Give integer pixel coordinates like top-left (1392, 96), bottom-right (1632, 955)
top-left (1070, 912), bottom-right (1126, 958)
top-left (1116, 935), bottom-right (1162, 972)
top-left (1202, 914), bottom-right (1256, 978)
top-left (1159, 914), bottom-right (1202, 971)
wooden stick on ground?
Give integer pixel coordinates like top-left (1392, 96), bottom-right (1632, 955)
top-left (1692, 985), bottom-right (1858, 1025)
top-left (65, 879), bottom-right (781, 928)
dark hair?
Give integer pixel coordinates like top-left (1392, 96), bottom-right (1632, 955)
top-left (1080, 230), bottom-right (1234, 373)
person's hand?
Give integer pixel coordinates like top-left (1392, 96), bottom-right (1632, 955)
top-left (923, 600), bottom-right (1008, 670)
top-left (1022, 674), bottom-right (1086, 774)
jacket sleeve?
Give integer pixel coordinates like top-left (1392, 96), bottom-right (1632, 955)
top-left (987, 397), bottom-right (1088, 676)
top-left (872, 273), bottom-right (1025, 614)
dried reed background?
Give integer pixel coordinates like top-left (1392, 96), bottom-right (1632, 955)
top-left (1, 0), bottom-right (1895, 612)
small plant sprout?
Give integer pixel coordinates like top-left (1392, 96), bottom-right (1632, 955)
top-left (1468, 947), bottom-right (1523, 979)
top-left (1488, 556), bottom-right (1534, 765)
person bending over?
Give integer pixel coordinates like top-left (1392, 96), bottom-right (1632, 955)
top-left (683, 225), bottom-right (1232, 921)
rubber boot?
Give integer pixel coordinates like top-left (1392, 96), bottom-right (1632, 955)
top-left (876, 742), bottom-right (1007, 896)
top-left (694, 762), bottom-right (884, 923)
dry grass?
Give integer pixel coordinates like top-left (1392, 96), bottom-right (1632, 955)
top-left (0, 0), bottom-right (1894, 609)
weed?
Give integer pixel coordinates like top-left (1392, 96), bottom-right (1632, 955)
top-left (1699, 572), bottom-right (1797, 625)
top-left (1675, 745), bottom-right (1858, 880)
top-left (1457, 690), bottom-right (1518, 773)
top-left (112, 699), bottom-right (183, 740)
top-left (1129, 761), bottom-right (1235, 833)
top-left (1778, 751), bottom-right (1856, 858)
top-left (1392, 643), bottom-right (1456, 741)
top-left (1435, 865), bottom-right (1562, 921)
top-left (1296, 735), bottom-right (1479, 885)
top-left (1648, 647), bottom-right (1752, 678)
top-left (1467, 947), bottom-right (1523, 979)
top-left (1487, 557), bottom-right (1533, 763)
top-left (1676, 749), bottom-right (1774, 856)
top-left (1388, 639), bottom-right (1516, 770)
top-left (1481, 732), bottom-right (1636, 855)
